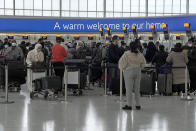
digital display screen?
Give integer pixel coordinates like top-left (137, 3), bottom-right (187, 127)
top-left (106, 37), bottom-right (111, 40)
top-left (176, 36), bottom-right (181, 40)
top-left (42, 36), bottom-right (47, 40)
top-left (23, 36), bottom-right (28, 39)
top-left (119, 37), bottom-right (124, 40)
top-left (74, 37), bottom-right (80, 40)
top-left (8, 36), bottom-right (14, 39)
top-left (88, 37), bottom-right (93, 40)
top-left (149, 37), bottom-right (153, 40)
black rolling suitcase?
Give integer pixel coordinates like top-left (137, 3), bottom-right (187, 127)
top-left (140, 69), bottom-right (156, 96)
top-left (111, 77), bottom-right (126, 95)
top-left (41, 76), bottom-right (62, 91)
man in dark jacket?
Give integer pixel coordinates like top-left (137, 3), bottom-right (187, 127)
top-left (152, 45), bottom-right (168, 73)
top-left (145, 42), bottom-right (157, 63)
top-left (108, 35), bottom-right (121, 94)
top-left (188, 41), bottom-right (196, 92)
top-left (119, 41), bottom-right (129, 57)
top-left (152, 45), bottom-right (168, 80)
top-left (108, 36), bottom-right (121, 64)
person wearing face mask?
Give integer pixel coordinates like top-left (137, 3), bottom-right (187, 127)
top-left (26, 44), bottom-right (45, 92)
top-left (26, 44), bottom-right (44, 67)
top-left (183, 38), bottom-right (194, 54)
top-left (4, 42), bottom-right (24, 60)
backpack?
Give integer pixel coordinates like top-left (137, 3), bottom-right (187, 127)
top-left (159, 64), bottom-right (172, 74)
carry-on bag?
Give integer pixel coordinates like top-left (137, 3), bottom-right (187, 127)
top-left (41, 76), bottom-right (62, 91)
top-left (140, 69), bottom-right (156, 96)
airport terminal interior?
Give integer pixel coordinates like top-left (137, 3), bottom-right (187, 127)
top-left (1, 0), bottom-right (196, 131)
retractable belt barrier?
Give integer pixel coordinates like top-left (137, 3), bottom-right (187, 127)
top-left (2, 58), bottom-right (195, 103)
top-left (0, 60), bottom-right (17, 104)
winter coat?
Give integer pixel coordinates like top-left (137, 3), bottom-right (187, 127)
top-left (119, 51), bottom-right (146, 70)
top-left (108, 43), bottom-right (121, 64)
top-left (152, 51), bottom-right (168, 71)
top-left (166, 51), bottom-right (189, 85)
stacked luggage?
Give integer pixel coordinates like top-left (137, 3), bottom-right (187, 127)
top-left (31, 76), bottom-right (61, 99)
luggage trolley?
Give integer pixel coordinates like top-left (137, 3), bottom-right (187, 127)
top-left (27, 65), bottom-right (47, 99)
top-left (65, 59), bottom-right (87, 96)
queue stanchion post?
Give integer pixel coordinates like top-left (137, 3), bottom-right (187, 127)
top-left (86, 64), bottom-right (92, 90)
top-left (0, 64), bottom-right (14, 104)
top-left (86, 65), bottom-right (90, 89)
top-left (120, 69), bottom-right (123, 102)
top-left (64, 65), bottom-right (68, 102)
top-left (86, 64), bottom-right (93, 90)
top-left (104, 63), bottom-right (108, 96)
top-left (181, 66), bottom-right (193, 101)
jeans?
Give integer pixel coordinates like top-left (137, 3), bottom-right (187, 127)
top-left (108, 63), bottom-right (119, 91)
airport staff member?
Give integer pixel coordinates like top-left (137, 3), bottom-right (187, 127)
top-left (5, 42), bottom-right (24, 60)
top-left (52, 38), bottom-right (68, 95)
top-left (119, 42), bottom-right (146, 110)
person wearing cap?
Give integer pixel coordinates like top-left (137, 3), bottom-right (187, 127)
top-left (4, 42), bottom-right (24, 60)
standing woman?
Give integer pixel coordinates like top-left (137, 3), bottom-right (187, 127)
top-left (119, 42), bottom-right (146, 110)
top-left (166, 43), bottom-right (189, 95)
top-left (52, 38), bottom-right (68, 95)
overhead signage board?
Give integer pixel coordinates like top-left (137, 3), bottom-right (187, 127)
top-left (0, 16), bottom-right (196, 33)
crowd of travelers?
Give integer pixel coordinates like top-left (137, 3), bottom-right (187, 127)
top-left (0, 35), bottom-right (196, 110)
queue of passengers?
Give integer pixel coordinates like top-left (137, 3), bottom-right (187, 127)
top-left (0, 36), bottom-right (196, 110)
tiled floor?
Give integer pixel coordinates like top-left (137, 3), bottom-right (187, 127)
top-left (0, 87), bottom-right (196, 131)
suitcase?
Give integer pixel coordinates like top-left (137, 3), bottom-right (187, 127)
top-left (157, 74), bottom-right (172, 96)
top-left (140, 69), bottom-right (156, 96)
top-left (111, 77), bottom-right (126, 95)
top-left (41, 76), bottom-right (62, 91)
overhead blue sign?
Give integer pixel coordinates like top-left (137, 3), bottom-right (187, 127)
top-left (0, 16), bottom-right (196, 33)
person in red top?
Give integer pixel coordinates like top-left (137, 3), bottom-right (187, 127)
top-left (52, 38), bottom-right (68, 93)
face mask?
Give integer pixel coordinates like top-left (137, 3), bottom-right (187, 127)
top-left (188, 44), bottom-right (192, 47)
top-left (118, 41), bottom-right (121, 47)
top-left (37, 48), bottom-right (42, 52)
top-left (4, 45), bottom-right (8, 49)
